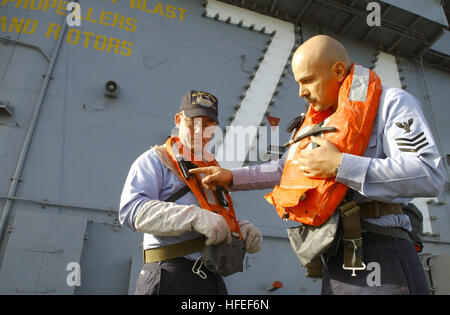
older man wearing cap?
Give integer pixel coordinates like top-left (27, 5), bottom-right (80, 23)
top-left (119, 90), bottom-right (262, 295)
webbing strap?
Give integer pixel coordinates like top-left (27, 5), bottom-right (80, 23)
top-left (339, 203), bottom-right (364, 272)
top-left (306, 256), bottom-right (323, 279)
top-left (165, 185), bottom-right (191, 203)
top-left (358, 201), bottom-right (403, 219)
top-left (143, 237), bottom-right (205, 264)
top-left (361, 222), bottom-right (411, 241)
top-left (339, 201), bottom-right (405, 276)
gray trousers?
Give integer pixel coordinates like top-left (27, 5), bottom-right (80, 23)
top-left (321, 232), bottom-right (430, 295)
top-left (134, 257), bottom-right (228, 295)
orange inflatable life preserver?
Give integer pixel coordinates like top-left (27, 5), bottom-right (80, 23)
top-left (165, 136), bottom-right (242, 238)
top-left (265, 64), bottom-right (382, 226)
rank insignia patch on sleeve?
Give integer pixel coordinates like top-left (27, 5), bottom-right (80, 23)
top-left (395, 131), bottom-right (429, 153)
top-left (395, 118), bottom-right (413, 133)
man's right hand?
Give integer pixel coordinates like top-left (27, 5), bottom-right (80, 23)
top-left (192, 209), bottom-right (232, 245)
top-left (189, 166), bottom-right (233, 190)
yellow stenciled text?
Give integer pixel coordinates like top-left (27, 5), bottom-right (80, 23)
top-left (46, 23), bottom-right (133, 56)
top-left (129, 0), bottom-right (187, 21)
top-left (1, 16), bottom-right (38, 34)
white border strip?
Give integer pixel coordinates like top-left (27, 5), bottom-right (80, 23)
top-left (349, 65), bottom-right (369, 102)
top-left (206, 0), bottom-right (295, 169)
top-left (373, 51), bottom-right (401, 89)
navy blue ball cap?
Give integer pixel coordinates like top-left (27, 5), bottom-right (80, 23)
top-left (180, 90), bottom-right (219, 123)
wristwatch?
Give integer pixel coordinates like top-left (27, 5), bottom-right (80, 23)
top-left (334, 164), bottom-right (340, 176)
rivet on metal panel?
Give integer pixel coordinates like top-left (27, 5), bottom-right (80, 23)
top-left (113, 220), bottom-right (120, 231)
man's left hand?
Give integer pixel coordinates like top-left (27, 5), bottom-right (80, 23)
top-left (239, 220), bottom-right (262, 254)
top-left (298, 136), bottom-right (342, 179)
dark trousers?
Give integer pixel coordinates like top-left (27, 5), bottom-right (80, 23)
top-left (321, 232), bottom-right (430, 295)
top-left (134, 257), bottom-right (228, 295)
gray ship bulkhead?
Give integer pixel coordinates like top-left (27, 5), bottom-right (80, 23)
top-left (0, 0), bottom-right (449, 295)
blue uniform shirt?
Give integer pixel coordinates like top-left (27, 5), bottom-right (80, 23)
top-left (119, 148), bottom-right (203, 260)
top-left (231, 87), bottom-right (446, 230)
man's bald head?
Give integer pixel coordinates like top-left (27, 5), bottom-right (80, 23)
top-left (291, 35), bottom-right (352, 112)
top-left (293, 35), bottom-right (351, 71)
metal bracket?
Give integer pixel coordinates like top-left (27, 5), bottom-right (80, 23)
top-left (25, 248), bottom-right (64, 254)
top-left (342, 262), bottom-right (366, 277)
top-left (0, 35), bottom-right (50, 62)
top-left (15, 287), bottom-right (56, 294)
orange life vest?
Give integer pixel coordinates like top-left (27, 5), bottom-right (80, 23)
top-left (265, 64), bottom-right (382, 226)
top-left (165, 136), bottom-right (241, 238)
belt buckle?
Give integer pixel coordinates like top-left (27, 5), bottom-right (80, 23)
top-left (342, 262), bottom-right (366, 277)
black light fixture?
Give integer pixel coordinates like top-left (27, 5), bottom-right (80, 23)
top-left (104, 80), bottom-right (119, 98)
top-left (0, 99), bottom-right (13, 118)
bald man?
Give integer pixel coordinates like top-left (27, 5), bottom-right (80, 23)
top-left (190, 35), bottom-right (445, 295)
